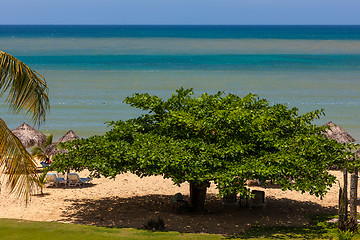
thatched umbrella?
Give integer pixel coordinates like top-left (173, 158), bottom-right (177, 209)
top-left (12, 122), bottom-right (47, 148)
top-left (323, 121), bottom-right (356, 144)
top-left (44, 130), bottom-right (79, 157)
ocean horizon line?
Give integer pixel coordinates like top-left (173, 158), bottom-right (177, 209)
top-left (1, 24), bottom-right (360, 26)
top-left (2, 25), bottom-right (360, 40)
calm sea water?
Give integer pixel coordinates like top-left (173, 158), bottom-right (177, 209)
top-left (1, 25), bottom-right (359, 142)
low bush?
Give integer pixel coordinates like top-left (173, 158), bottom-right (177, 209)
top-left (142, 217), bottom-right (165, 231)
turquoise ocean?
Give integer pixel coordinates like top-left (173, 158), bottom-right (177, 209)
top-left (0, 25), bottom-right (359, 142)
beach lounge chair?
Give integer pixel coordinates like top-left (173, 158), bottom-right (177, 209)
top-left (56, 173), bottom-right (66, 185)
top-left (171, 193), bottom-right (189, 212)
top-left (46, 173), bottom-right (66, 187)
top-left (222, 193), bottom-right (238, 207)
top-left (67, 173), bottom-right (91, 186)
top-left (249, 190), bottom-right (266, 209)
top-left (238, 195), bottom-right (249, 207)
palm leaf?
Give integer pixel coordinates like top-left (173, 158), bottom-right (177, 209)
top-left (0, 51), bottom-right (50, 203)
top-left (45, 134), bottom-right (53, 148)
top-left (0, 51), bottom-right (49, 125)
top-left (31, 134), bottom-right (53, 162)
top-left (0, 118), bottom-right (38, 203)
top-left (31, 146), bottom-right (47, 162)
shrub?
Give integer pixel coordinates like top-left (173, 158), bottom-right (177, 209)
top-left (337, 218), bottom-right (358, 233)
top-left (337, 218), bottom-right (358, 240)
top-left (143, 217), bottom-right (165, 231)
top-left (337, 230), bottom-right (354, 240)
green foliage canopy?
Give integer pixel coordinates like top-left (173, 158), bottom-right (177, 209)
top-left (52, 88), bottom-right (353, 198)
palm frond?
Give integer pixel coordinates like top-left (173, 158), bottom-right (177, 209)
top-left (31, 146), bottom-right (47, 162)
top-left (31, 134), bottom-right (53, 162)
top-left (37, 170), bottom-right (48, 195)
top-left (30, 146), bottom-right (43, 156)
top-left (0, 118), bottom-right (38, 203)
top-left (45, 134), bottom-right (53, 147)
top-left (0, 51), bottom-right (49, 125)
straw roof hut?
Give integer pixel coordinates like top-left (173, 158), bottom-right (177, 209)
top-left (323, 121), bottom-right (356, 144)
top-left (12, 122), bottom-right (47, 148)
top-left (44, 130), bottom-right (79, 157)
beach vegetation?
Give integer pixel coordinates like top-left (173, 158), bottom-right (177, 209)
top-left (31, 133), bottom-right (53, 161)
top-left (142, 217), bottom-right (166, 231)
top-left (35, 169), bottom-right (48, 195)
top-left (0, 51), bottom-right (49, 202)
top-left (337, 218), bottom-right (358, 239)
top-left (52, 88), bottom-right (356, 211)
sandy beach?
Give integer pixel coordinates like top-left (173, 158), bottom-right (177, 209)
top-left (0, 170), bottom-right (354, 235)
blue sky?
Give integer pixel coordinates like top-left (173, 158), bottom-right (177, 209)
top-left (2, 0), bottom-right (359, 25)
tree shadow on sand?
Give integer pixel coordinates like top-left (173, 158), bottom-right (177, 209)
top-left (60, 194), bottom-right (337, 235)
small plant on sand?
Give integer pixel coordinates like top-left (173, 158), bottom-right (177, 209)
top-left (251, 221), bottom-right (261, 228)
top-left (36, 170), bottom-right (48, 195)
top-left (337, 229), bottom-right (355, 240)
top-left (337, 218), bottom-right (358, 240)
top-left (143, 217), bottom-right (165, 231)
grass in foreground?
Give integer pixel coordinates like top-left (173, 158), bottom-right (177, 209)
top-left (232, 215), bottom-right (360, 239)
top-left (0, 219), bottom-right (221, 240)
top-left (1, 215), bottom-right (360, 240)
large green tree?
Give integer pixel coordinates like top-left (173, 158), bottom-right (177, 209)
top-left (0, 51), bottom-right (49, 202)
top-left (52, 88), bottom-right (353, 210)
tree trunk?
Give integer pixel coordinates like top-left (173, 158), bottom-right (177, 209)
top-left (339, 185), bottom-right (344, 224)
top-left (189, 181), bottom-right (210, 211)
top-left (344, 169), bottom-right (348, 220)
top-left (339, 168), bottom-right (349, 224)
top-left (350, 166), bottom-right (358, 222)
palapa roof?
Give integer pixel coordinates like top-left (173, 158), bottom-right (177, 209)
top-left (323, 121), bottom-right (356, 144)
top-left (44, 130), bottom-right (79, 157)
top-left (12, 122), bottom-right (47, 148)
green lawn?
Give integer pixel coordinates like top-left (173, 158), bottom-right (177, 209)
top-left (1, 216), bottom-right (360, 240)
top-left (0, 219), bottom-right (221, 240)
top-left (233, 215), bottom-right (360, 240)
